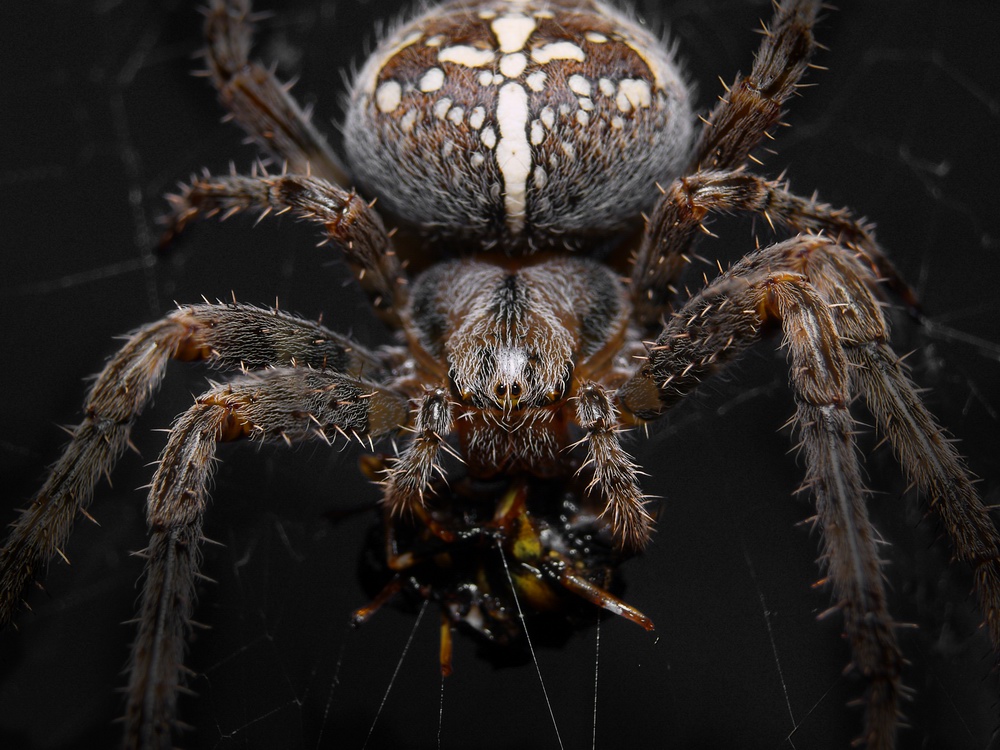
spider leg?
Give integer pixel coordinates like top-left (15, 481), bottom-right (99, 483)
top-left (630, 169), bottom-right (917, 327)
top-left (382, 387), bottom-right (453, 518)
top-left (122, 367), bottom-right (407, 749)
top-left (575, 381), bottom-right (654, 550)
top-left (203, 0), bottom-right (349, 185)
top-left (690, 0), bottom-right (821, 173)
top-left (637, 231), bottom-right (1000, 658)
top-left (163, 172), bottom-right (409, 328)
top-left (794, 245), bottom-right (1000, 660)
top-left (808, 260), bottom-right (1000, 657)
top-left (858, 345), bottom-right (1000, 636)
top-left (0, 302), bottom-right (382, 627)
top-left (619, 235), bottom-right (930, 748)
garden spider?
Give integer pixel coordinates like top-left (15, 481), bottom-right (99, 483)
top-left (1, 0), bottom-right (1000, 748)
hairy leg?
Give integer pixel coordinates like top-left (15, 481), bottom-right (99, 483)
top-left (382, 387), bottom-right (454, 517)
top-left (0, 302), bottom-right (382, 627)
top-left (630, 169), bottom-right (916, 328)
top-left (794, 248), bottom-right (1000, 657)
top-left (690, 0), bottom-right (821, 172)
top-left (203, 0), bottom-right (349, 184)
top-left (163, 171), bottom-right (409, 328)
top-left (575, 381), bottom-right (653, 550)
top-left (627, 235), bottom-right (1000, 654)
top-left (123, 367), bottom-right (406, 749)
top-left (619, 235), bottom-right (933, 747)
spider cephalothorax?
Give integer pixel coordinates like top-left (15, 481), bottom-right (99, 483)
top-left (407, 257), bottom-right (633, 465)
top-left (2, 1), bottom-right (998, 749)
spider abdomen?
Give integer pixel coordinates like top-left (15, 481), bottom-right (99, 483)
top-left (344, 0), bottom-right (693, 250)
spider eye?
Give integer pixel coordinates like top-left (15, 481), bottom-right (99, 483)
top-left (546, 370), bottom-right (573, 404)
top-left (494, 381), bottom-right (523, 406)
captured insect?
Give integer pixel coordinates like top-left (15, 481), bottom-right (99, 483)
top-left (1, 1), bottom-right (997, 748)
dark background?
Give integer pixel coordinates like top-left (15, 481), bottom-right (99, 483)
top-left (1, 1), bottom-right (998, 748)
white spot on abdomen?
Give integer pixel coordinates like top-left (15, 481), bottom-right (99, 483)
top-left (499, 52), bottom-right (527, 78)
top-left (492, 14), bottom-right (537, 53)
top-left (616, 79), bottom-right (652, 111)
top-left (433, 98), bottom-right (453, 119)
top-left (533, 165), bottom-right (547, 189)
top-left (495, 82), bottom-right (532, 233)
top-left (568, 75), bottom-right (591, 97)
top-left (438, 45), bottom-right (496, 67)
top-left (419, 68), bottom-right (445, 92)
top-left (526, 71), bottom-right (546, 91)
top-left (530, 119), bottom-right (544, 145)
top-left (540, 106), bottom-right (555, 129)
top-left (481, 125), bottom-right (497, 149)
top-left (375, 81), bottom-right (402, 113)
top-left (530, 42), bottom-right (585, 64)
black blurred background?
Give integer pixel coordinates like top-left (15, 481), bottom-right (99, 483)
top-left (1, 1), bottom-right (998, 748)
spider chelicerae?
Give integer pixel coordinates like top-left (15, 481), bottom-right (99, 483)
top-left (1, 0), bottom-right (998, 748)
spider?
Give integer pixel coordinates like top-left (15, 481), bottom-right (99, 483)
top-left (1, 0), bottom-right (998, 748)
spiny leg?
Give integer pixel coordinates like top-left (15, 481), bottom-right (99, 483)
top-left (619, 236), bottom-right (908, 747)
top-left (124, 368), bottom-right (407, 749)
top-left (0, 302), bottom-right (382, 627)
top-left (791, 248), bottom-right (1000, 656)
top-left (630, 235), bottom-right (1000, 658)
top-left (575, 382), bottom-right (653, 550)
top-left (167, 301), bottom-right (387, 376)
top-left (771, 286), bottom-right (904, 749)
top-left (382, 387), bottom-right (454, 518)
top-left (203, 0), bottom-right (349, 184)
top-left (630, 169), bottom-right (915, 328)
top-left (730, 238), bottom-right (1000, 660)
top-left (163, 171), bottom-right (408, 328)
top-left (690, 0), bottom-right (821, 173)
top-left (853, 345), bottom-right (1000, 651)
